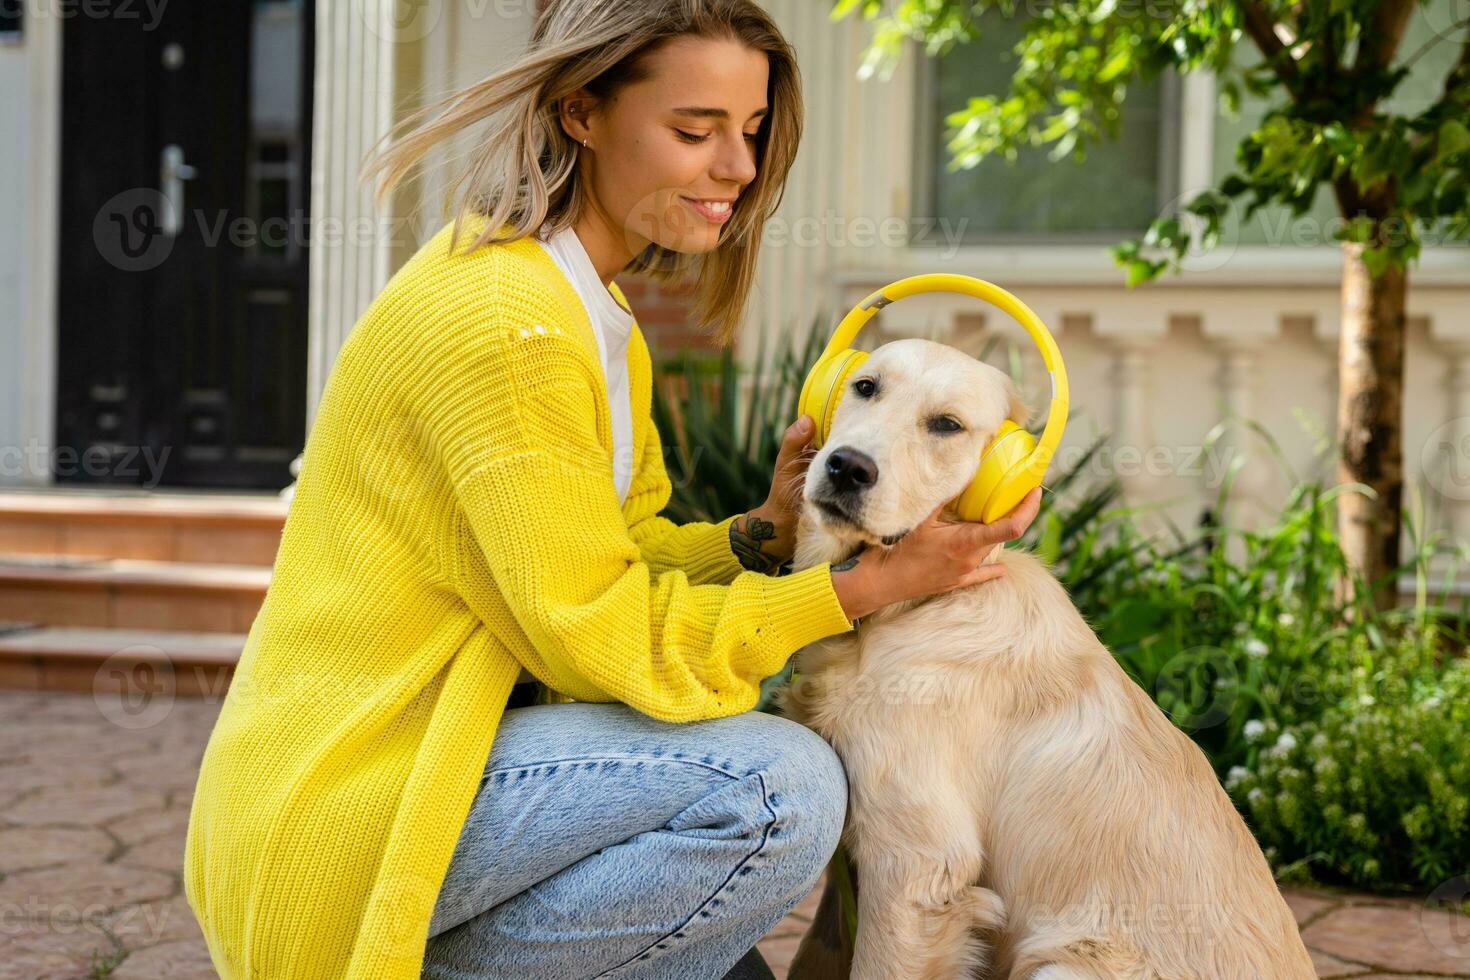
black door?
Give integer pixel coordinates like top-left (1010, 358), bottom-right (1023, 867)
top-left (56, 0), bottom-right (314, 490)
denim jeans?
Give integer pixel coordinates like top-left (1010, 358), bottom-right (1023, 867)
top-left (420, 694), bottom-right (848, 979)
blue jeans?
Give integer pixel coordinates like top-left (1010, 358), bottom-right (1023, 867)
top-left (421, 696), bottom-right (848, 979)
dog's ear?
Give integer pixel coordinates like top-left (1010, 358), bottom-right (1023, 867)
top-left (1004, 375), bottom-right (1033, 428)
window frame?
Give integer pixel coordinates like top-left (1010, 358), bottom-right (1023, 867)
top-left (910, 39), bottom-right (1185, 247)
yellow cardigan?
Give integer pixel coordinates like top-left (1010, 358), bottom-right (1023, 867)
top-left (182, 212), bottom-right (856, 979)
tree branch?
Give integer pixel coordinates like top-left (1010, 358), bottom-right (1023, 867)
top-left (1239, 0), bottom-right (1301, 91)
top-left (1356, 0), bottom-right (1416, 74)
top-left (1446, 33), bottom-right (1470, 105)
top-left (1408, 30), bottom-right (1470, 156)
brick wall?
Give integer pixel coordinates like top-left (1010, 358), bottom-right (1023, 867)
top-left (614, 276), bottom-right (722, 354)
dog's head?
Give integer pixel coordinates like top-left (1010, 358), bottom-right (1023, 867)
top-left (800, 338), bottom-right (1030, 556)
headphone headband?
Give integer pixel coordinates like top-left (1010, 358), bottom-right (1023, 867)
top-left (824, 273), bottom-right (1070, 479)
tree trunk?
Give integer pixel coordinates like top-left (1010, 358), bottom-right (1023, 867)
top-left (1335, 240), bottom-right (1407, 612)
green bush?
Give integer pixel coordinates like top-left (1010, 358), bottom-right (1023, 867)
top-left (1229, 643), bottom-right (1470, 891)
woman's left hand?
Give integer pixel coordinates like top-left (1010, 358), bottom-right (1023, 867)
top-left (730, 415), bottom-right (817, 573)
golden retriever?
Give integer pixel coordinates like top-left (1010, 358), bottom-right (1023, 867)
top-left (776, 338), bottom-right (1315, 979)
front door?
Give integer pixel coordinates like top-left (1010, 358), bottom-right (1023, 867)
top-left (56, 0), bottom-right (315, 490)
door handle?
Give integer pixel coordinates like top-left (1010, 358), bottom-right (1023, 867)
top-left (160, 143), bottom-right (198, 237)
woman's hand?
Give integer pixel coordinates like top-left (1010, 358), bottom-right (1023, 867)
top-left (829, 486), bottom-right (1044, 621)
top-left (729, 415), bottom-right (817, 574)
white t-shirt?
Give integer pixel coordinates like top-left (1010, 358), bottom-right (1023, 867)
top-left (533, 224), bottom-right (636, 505)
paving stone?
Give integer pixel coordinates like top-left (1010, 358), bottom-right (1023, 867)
top-left (1302, 903), bottom-right (1470, 975)
top-left (119, 828), bottom-right (187, 874)
top-left (1282, 886), bottom-right (1341, 925)
top-left (6, 782), bottom-right (166, 826)
top-left (113, 748), bottom-right (207, 792)
top-left (759, 934), bottom-right (800, 980)
top-left (0, 759), bottom-right (120, 790)
top-left (109, 937), bottom-right (219, 979)
top-left (109, 804), bottom-right (192, 847)
top-left (105, 893), bottom-right (207, 949)
top-left (1309, 945), bottom-right (1372, 977)
top-left (0, 862), bottom-right (177, 921)
top-left (0, 825), bottom-right (114, 873)
top-left (0, 926), bottom-right (122, 980)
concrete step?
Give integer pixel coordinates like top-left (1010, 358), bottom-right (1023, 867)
top-left (0, 488), bottom-right (287, 567)
top-left (0, 623), bottom-right (242, 695)
top-left (0, 554), bottom-right (269, 635)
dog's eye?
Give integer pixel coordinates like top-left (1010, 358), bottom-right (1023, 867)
top-left (853, 378), bottom-right (876, 397)
top-left (927, 416), bottom-right (963, 434)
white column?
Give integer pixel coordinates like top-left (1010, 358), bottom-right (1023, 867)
top-left (1429, 340), bottom-right (1470, 551)
top-left (1107, 334), bottom-right (1161, 506)
top-left (305, 0), bottom-right (401, 429)
top-left (1211, 336), bottom-right (1268, 518)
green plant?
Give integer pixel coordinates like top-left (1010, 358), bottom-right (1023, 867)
top-left (1024, 417), bottom-right (1470, 776)
top-left (651, 314), bottom-right (830, 525)
top-left (1231, 648), bottom-right (1470, 891)
top-left (88, 947), bottom-right (125, 978)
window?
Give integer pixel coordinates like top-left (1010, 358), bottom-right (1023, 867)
top-left (913, 5), bottom-right (1179, 243)
top-left (1, 0), bottom-right (22, 41)
top-left (246, 0), bottom-right (306, 261)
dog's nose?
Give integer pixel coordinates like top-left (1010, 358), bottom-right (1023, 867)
top-left (825, 447), bottom-right (878, 494)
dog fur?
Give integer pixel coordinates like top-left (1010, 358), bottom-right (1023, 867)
top-left (776, 338), bottom-right (1316, 979)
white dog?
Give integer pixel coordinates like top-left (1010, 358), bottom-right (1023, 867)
top-left (777, 338), bottom-right (1316, 980)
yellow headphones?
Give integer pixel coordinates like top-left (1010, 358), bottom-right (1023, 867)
top-left (796, 273), bottom-right (1070, 524)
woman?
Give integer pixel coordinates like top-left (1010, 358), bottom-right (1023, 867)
top-left (182, 2), bottom-right (1040, 978)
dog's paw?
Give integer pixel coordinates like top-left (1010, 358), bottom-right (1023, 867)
top-left (962, 885), bottom-right (1006, 932)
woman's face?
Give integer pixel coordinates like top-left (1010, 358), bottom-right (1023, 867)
top-left (566, 35), bottom-right (768, 258)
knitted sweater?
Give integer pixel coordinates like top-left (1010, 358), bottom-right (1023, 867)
top-left (182, 212), bottom-right (857, 980)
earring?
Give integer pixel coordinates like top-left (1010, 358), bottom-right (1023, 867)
top-left (582, 138), bottom-right (588, 148)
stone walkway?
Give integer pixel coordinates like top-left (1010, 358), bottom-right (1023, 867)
top-left (1, 689), bottom-right (1466, 979)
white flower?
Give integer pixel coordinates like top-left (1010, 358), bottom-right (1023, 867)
top-left (1275, 732), bottom-right (1298, 752)
top-left (1358, 693), bottom-right (1376, 707)
top-left (1244, 638), bottom-right (1269, 659)
top-left (1243, 719), bottom-right (1267, 741)
top-left (1232, 621), bottom-right (1249, 635)
top-left (1247, 787), bottom-right (1264, 803)
top-left (1278, 612), bottom-right (1295, 626)
top-left (1423, 695), bottom-right (1443, 710)
top-left (1226, 765), bottom-right (1249, 788)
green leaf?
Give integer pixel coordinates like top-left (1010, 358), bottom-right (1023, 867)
top-left (1125, 257), bottom-right (1163, 287)
top-left (1361, 245), bottom-right (1392, 278)
top-left (1435, 120), bottom-right (1470, 165)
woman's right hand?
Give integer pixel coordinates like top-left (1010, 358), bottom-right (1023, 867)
top-left (829, 486), bottom-right (1043, 621)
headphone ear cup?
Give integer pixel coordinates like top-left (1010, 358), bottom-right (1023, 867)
top-left (799, 349), bottom-right (867, 449)
top-left (953, 421), bottom-right (1037, 524)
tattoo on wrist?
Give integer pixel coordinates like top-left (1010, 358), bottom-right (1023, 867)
top-left (731, 512), bottom-right (783, 574)
top-left (831, 554), bottom-right (860, 572)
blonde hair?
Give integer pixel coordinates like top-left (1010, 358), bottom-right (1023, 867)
top-left (360, 0), bottom-right (803, 348)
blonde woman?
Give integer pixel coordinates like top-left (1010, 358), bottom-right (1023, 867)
top-left (182, 2), bottom-right (1040, 978)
